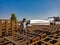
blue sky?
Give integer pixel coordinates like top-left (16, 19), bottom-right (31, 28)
top-left (0, 0), bottom-right (60, 20)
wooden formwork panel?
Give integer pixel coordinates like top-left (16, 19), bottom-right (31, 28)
top-left (0, 38), bottom-right (11, 45)
top-left (40, 33), bottom-right (60, 45)
top-left (0, 20), bottom-right (2, 36)
top-left (11, 20), bottom-right (15, 35)
top-left (27, 25), bottom-right (60, 32)
top-left (15, 21), bottom-right (19, 31)
top-left (28, 30), bottom-right (47, 39)
top-left (11, 20), bottom-right (19, 35)
top-left (18, 39), bottom-right (29, 45)
top-left (0, 19), bottom-right (19, 37)
top-left (26, 34), bottom-right (40, 45)
top-left (27, 29), bottom-right (60, 45)
top-left (5, 35), bottom-right (29, 45)
top-left (5, 20), bottom-right (11, 36)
